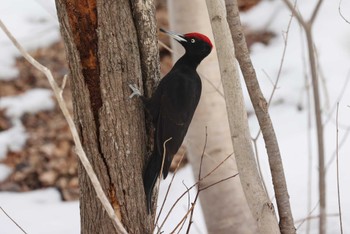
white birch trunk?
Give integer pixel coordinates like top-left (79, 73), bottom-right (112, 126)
top-left (167, 0), bottom-right (257, 233)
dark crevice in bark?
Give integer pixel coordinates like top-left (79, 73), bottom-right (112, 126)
top-left (64, 0), bottom-right (113, 188)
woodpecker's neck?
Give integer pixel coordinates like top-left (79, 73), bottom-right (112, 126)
top-left (175, 54), bottom-right (203, 70)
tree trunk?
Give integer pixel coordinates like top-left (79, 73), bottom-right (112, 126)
top-left (205, 0), bottom-right (281, 233)
top-left (167, 0), bottom-right (257, 233)
top-left (55, 0), bottom-right (158, 233)
top-left (225, 0), bottom-right (295, 233)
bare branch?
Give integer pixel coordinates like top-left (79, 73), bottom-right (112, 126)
top-left (310, 0), bottom-right (324, 24)
top-left (252, 139), bottom-right (269, 197)
top-left (335, 103), bottom-right (344, 234)
top-left (199, 173), bottom-right (238, 191)
top-left (155, 149), bottom-right (186, 228)
top-left (0, 206), bottom-right (27, 234)
top-left (157, 153), bottom-right (234, 232)
top-left (225, 0), bottom-right (295, 232)
top-left (185, 129), bottom-right (208, 234)
top-left (158, 39), bottom-right (174, 53)
top-left (324, 70), bottom-right (350, 126)
top-left (326, 126), bottom-right (350, 170)
top-left (296, 200), bottom-right (319, 230)
top-left (338, 0), bottom-right (350, 24)
top-left (178, 181), bottom-right (191, 234)
top-left (171, 204), bottom-right (195, 233)
top-left (253, 8), bottom-right (294, 141)
top-left (0, 19), bottom-right (128, 234)
top-left (159, 137), bottom-right (173, 182)
top-left (296, 213), bottom-right (339, 225)
top-left (282, 0), bottom-right (307, 28)
top-left (59, 74), bottom-right (68, 98)
top-left (281, 0), bottom-right (327, 231)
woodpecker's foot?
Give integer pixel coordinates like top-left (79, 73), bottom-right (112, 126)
top-left (128, 84), bottom-right (142, 99)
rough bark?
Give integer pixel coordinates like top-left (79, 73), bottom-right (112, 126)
top-left (129, 0), bottom-right (159, 97)
top-left (167, 0), bottom-right (257, 233)
top-left (55, 0), bottom-right (158, 233)
top-left (129, 2), bottom-right (160, 204)
top-left (225, 0), bottom-right (295, 233)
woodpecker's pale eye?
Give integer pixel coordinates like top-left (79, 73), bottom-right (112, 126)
top-left (191, 39), bottom-right (196, 43)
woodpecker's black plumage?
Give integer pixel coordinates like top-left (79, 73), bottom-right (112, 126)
top-left (130, 29), bottom-right (212, 213)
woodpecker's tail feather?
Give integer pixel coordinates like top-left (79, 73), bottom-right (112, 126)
top-left (143, 152), bottom-right (161, 213)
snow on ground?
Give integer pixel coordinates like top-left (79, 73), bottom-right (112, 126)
top-left (0, 188), bottom-right (79, 234)
top-left (0, 89), bottom-right (55, 159)
top-left (0, 89), bottom-right (55, 119)
top-left (0, 0), bottom-right (59, 80)
top-left (0, 120), bottom-right (27, 160)
top-left (0, 164), bottom-right (12, 181)
top-left (0, 0), bottom-right (350, 233)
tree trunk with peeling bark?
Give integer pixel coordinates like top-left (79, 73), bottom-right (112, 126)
top-left (55, 0), bottom-right (159, 233)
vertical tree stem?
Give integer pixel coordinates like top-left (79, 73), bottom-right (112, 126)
top-left (305, 27), bottom-right (326, 234)
top-left (225, 0), bottom-right (295, 233)
top-left (205, 0), bottom-right (281, 233)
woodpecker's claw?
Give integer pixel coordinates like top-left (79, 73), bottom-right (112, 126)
top-left (128, 84), bottom-right (142, 99)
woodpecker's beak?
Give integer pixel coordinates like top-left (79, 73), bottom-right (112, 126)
top-left (160, 28), bottom-right (187, 43)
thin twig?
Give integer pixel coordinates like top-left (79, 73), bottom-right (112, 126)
top-left (338, 0), bottom-right (350, 24)
top-left (180, 175), bottom-right (239, 233)
top-left (304, 43), bottom-right (313, 234)
top-left (296, 200), bottom-right (320, 230)
top-left (314, 48), bottom-right (330, 112)
top-left (177, 181), bottom-right (191, 234)
top-left (170, 205), bottom-right (195, 233)
top-left (60, 74), bottom-right (68, 97)
top-left (310, 0), bottom-right (324, 24)
top-left (151, 137), bottom-right (173, 215)
top-left (185, 191), bottom-right (199, 234)
top-left (335, 103), bottom-right (344, 234)
top-left (157, 153), bottom-right (234, 232)
top-left (252, 139), bottom-right (269, 197)
top-left (282, 1), bottom-right (327, 232)
top-left (186, 128), bottom-right (208, 234)
top-left (199, 173), bottom-right (238, 191)
top-left (157, 137), bottom-right (173, 193)
top-left (268, 11), bottom-right (294, 107)
top-left (282, 0), bottom-right (306, 28)
top-left (0, 19), bottom-right (128, 234)
top-left (295, 213), bottom-right (339, 224)
top-left (326, 126), bottom-right (350, 170)
top-left (155, 149), bottom-right (186, 229)
top-left (253, 5), bottom-right (294, 140)
top-left (158, 40), bottom-right (174, 53)
top-left (198, 128), bottom-right (207, 182)
top-left (0, 206), bottom-right (27, 234)
top-left (323, 70), bottom-right (350, 126)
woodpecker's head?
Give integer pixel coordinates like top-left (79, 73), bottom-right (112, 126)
top-left (160, 28), bottom-right (213, 61)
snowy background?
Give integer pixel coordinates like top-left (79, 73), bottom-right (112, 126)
top-left (0, 0), bottom-right (349, 233)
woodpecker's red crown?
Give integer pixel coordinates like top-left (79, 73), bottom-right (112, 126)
top-left (184, 33), bottom-right (213, 48)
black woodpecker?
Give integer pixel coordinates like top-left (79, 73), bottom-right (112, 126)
top-left (129, 28), bottom-right (213, 213)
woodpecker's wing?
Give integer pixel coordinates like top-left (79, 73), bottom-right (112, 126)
top-left (142, 87), bottom-right (162, 125)
top-left (155, 71), bottom-right (202, 178)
